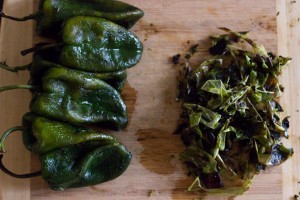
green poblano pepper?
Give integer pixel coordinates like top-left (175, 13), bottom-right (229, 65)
top-left (21, 112), bottom-right (118, 154)
top-left (41, 142), bottom-right (132, 190)
top-left (0, 66), bottom-right (128, 129)
top-left (0, 113), bottom-right (132, 190)
top-left (1, 0), bottom-right (144, 35)
top-left (0, 50), bottom-right (127, 91)
top-left (22, 16), bottom-right (143, 73)
top-left (30, 67), bottom-right (128, 130)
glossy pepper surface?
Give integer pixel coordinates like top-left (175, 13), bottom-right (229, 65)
top-left (0, 50), bottom-right (127, 91)
top-left (0, 112), bottom-right (132, 190)
top-left (41, 142), bottom-right (132, 190)
top-left (39, 0), bottom-right (144, 31)
top-left (21, 112), bottom-right (117, 154)
top-left (22, 16), bottom-right (143, 73)
top-left (30, 67), bottom-right (128, 130)
top-left (1, 0), bottom-right (144, 35)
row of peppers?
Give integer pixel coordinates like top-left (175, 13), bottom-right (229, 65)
top-left (0, 0), bottom-right (144, 190)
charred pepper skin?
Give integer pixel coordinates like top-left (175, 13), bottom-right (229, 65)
top-left (21, 112), bottom-right (118, 154)
top-left (40, 142), bottom-right (132, 190)
top-left (30, 67), bottom-right (128, 130)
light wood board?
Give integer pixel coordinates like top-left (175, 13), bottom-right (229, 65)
top-left (0, 0), bottom-right (299, 199)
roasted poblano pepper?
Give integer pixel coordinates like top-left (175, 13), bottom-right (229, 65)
top-left (21, 112), bottom-right (118, 154)
top-left (0, 0), bottom-right (144, 190)
top-left (0, 67), bottom-right (128, 130)
top-left (31, 67), bottom-right (128, 129)
top-left (0, 113), bottom-right (132, 190)
top-left (0, 0), bottom-right (144, 35)
top-left (41, 142), bottom-right (131, 190)
top-left (0, 50), bottom-right (127, 91)
top-left (22, 16), bottom-right (143, 73)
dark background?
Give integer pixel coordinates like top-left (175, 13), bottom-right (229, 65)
top-left (0, 0), bottom-right (3, 11)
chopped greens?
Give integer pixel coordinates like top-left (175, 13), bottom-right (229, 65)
top-left (175, 28), bottom-right (293, 195)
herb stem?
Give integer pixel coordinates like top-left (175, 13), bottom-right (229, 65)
top-left (246, 98), bottom-right (264, 122)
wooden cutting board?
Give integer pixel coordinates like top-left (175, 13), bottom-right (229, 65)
top-left (0, 0), bottom-right (299, 199)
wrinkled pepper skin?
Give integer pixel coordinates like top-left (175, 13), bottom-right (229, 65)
top-left (57, 16), bottom-right (143, 73)
top-left (21, 112), bottom-right (117, 154)
top-left (26, 51), bottom-right (127, 91)
top-left (20, 112), bottom-right (132, 190)
top-left (30, 67), bottom-right (128, 130)
top-left (23, 16), bottom-right (143, 73)
top-left (37, 0), bottom-right (144, 35)
top-left (40, 142), bottom-right (132, 190)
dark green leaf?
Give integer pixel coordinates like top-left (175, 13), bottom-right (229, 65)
top-left (185, 104), bottom-right (221, 129)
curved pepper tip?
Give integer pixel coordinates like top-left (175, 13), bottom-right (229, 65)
top-left (41, 142), bottom-right (132, 190)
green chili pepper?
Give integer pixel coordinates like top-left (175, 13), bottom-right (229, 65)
top-left (31, 66), bottom-right (128, 129)
top-left (22, 112), bottom-right (118, 153)
top-left (0, 112), bottom-right (117, 154)
top-left (0, 0), bottom-right (144, 35)
top-left (0, 67), bottom-right (128, 130)
top-left (0, 113), bottom-right (132, 190)
top-left (22, 16), bottom-right (143, 73)
top-left (0, 50), bottom-right (127, 91)
top-left (41, 142), bottom-right (132, 190)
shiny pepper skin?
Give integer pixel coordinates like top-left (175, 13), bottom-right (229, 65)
top-left (0, 0), bottom-right (144, 190)
top-left (28, 51), bottom-right (127, 91)
top-left (22, 113), bottom-right (118, 154)
top-left (59, 16), bottom-right (143, 72)
top-left (41, 142), bottom-right (132, 190)
top-left (20, 113), bottom-right (132, 190)
top-left (30, 67), bottom-right (128, 130)
top-left (37, 0), bottom-right (144, 35)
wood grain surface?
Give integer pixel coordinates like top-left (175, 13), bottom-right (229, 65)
top-left (0, 0), bottom-right (298, 199)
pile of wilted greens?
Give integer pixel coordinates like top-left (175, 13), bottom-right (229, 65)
top-left (175, 28), bottom-right (293, 195)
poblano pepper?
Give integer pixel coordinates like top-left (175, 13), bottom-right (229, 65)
top-left (41, 142), bottom-right (131, 190)
top-left (0, 49), bottom-right (127, 91)
top-left (22, 16), bottom-right (143, 73)
top-left (0, 67), bottom-right (128, 130)
top-left (31, 67), bottom-right (128, 129)
top-left (0, 0), bottom-right (144, 35)
top-left (22, 112), bottom-right (119, 154)
top-left (0, 113), bottom-right (132, 190)
top-left (0, 113), bottom-right (117, 154)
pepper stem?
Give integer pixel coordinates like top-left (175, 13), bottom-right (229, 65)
top-left (0, 84), bottom-right (39, 92)
top-left (21, 43), bottom-right (63, 56)
top-left (0, 126), bottom-right (41, 178)
top-left (0, 11), bottom-right (38, 22)
top-left (0, 62), bottom-right (30, 73)
top-left (0, 126), bottom-right (24, 153)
